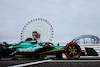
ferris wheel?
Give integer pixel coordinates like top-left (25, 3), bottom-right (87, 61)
top-left (21, 18), bottom-right (54, 42)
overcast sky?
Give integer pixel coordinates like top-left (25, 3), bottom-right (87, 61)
top-left (0, 0), bottom-right (100, 44)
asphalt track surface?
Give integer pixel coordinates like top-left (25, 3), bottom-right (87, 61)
top-left (1, 56), bottom-right (100, 67)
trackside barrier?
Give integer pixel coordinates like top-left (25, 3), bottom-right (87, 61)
top-left (79, 44), bottom-right (100, 55)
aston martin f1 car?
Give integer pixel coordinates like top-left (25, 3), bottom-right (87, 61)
top-left (0, 41), bottom-right (98, 60)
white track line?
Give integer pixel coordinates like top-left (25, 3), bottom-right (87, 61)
top-left (7, 59), bottom-right (100, 67)
top-left (7, 56), bottom-right (100, 67)
top-left (49, 60), bottom-right (100, 62)
top-left (8, 60), bottom-right (52, 67)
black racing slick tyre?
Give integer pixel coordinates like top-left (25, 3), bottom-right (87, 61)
top-left (65, 42), bottom-right (81, 59)
top-left (0, 45), bottom-right (6, 57)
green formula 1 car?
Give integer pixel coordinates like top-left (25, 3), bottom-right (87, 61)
top-left (0, 41), bottom-right (98, 60)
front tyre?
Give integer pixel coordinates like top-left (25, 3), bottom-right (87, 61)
top-left (65, 42), bottom-right (81, 59)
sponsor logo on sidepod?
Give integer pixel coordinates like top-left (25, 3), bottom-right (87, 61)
top-left (18, 48), bottom-right (35, 52)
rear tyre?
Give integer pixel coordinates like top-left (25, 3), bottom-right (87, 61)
top-left (0, 45), bottom-right (6, 56)
top-left (65, 42), bottom-right (81, 59)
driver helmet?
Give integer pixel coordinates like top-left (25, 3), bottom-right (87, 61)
top-left (32, 31), bottom-right (37, 36)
